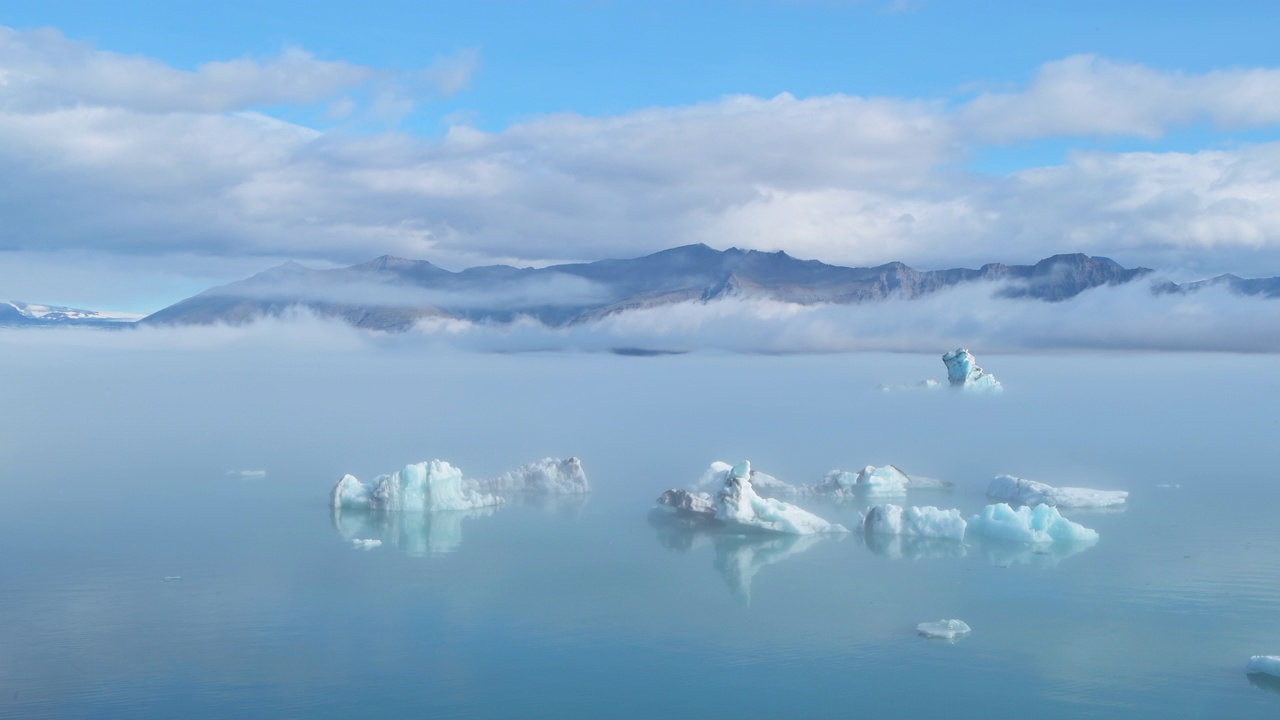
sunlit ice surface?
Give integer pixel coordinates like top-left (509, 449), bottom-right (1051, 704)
top-left (1, 338), bottom-right (1278, 718)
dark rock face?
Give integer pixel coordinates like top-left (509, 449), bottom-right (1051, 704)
top-left (138, 245), bottom-right (1166, 330)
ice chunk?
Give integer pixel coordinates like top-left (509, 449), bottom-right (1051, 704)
top-left (225, 469), bottom-right (267, 480)
top-left (967, 503), bottom-right (1099, 544)
top-left (1248, 656), bottom-right (1280, 678)
top-left (917, 619), bottom-right (971, 640)
top-left (330, 460), bottom-right (503, 513)
top-left (820, 465), bottom-right (910, 496)
top-left (163, 576), bottom-right (182, 582)
top-left (863, 504), bottom-right (967, 540)
top-left (469, 457), bottom-right (590, 495)
top-left (715, 461), bottom-right (848, 535)
top-left (351, 538), bottom-right (382, 550)
top-left (988, 475), bottom-right (1128, 508)
top-left (655, 488), bottom-right (717, 520)
top-left (877, 379), bottom-right (943, 393)
top-left (691, 460), bottom-right (795, 495)
top-left (942, 348), bottom-right (1002, 392)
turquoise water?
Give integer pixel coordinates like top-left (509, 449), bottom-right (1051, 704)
top-left (2, 347), bottom-right (1278, 718)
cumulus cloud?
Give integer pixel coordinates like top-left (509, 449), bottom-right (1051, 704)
top-left (5, 25), bottom-right (1280, 310)
top-left (961, 55), bottom-right (1280, 143)
top-left (0, 27), bottom-right (478, 114)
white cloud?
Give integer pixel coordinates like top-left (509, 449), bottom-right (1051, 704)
top-left (961, 54), bottom-right (1280, 142)
top-left (4, 25), bottom-right (1280, 312)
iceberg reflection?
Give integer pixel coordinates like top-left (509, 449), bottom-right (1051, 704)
top-left (1248, 671), bottom-right (1280, 696)
top-left (331, 507), bottom-right (497, 556)
top-left (970, 536), bottom-right (1097, 568)
top-left (863, 531), bottom-right (967, 561)
top-left (649, 510), bottom-right (828, 602)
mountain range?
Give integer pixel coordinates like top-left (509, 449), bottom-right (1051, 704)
top-left (139, 244), bottom-right (1161, 331)
top-left (5, 244), bottom-right (1278, 331)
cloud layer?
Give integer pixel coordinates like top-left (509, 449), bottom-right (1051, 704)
top-left (3, 26), bottom-right (1280, 311)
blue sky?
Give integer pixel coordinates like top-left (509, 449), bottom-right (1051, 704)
top-left (2, 1), bottom-right (1280, 311)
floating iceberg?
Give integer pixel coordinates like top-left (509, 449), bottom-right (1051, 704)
top-left (715, 461), bottom-right (848, 535)
top-left (1248, 656), bottom-right (1280, 678)
top-left (863, 504), bottom-right (967, 540)
top-left (877, 379), bottom-right (944, 393)
top-left (967, 503), bottom-right (1099, 544)
top-left (470, 457), bottom-right (590, 495)
top-left (351, 538), bottom-right (382, 550)
top-left (692, 460), bottom-right (794, 495)
top-left (987, 475), bottom-right (1128, 508)
top-left (942, 348), bottom-right (1002, 392)
top-left (226, 469), bottom-right (267, 480)
top-left (917, 619), bottom-right (971, 640)
top-left (331, 460), bottom-right (504, 513)
top-left (655, 488), bottom-right (718, 521)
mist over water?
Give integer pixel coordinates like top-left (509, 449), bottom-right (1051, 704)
top-left (2, 335), bottom-right (1279, 718)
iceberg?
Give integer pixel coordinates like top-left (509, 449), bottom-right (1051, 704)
top-left (655, 488), bottom-right (718, 521)
top-left (331, 460), bottom-right (504, 513)
top-left (1248, 656), bottom-right (1280, 678)
top-left (942, 348), bottom-right (1002, 392)
top-left (817, 465), bottom-right (951, 497)
top-left (469, 457), bottom-right (590, 495)
top-left (917, 619), bottom-right (971, 640)
top-left (351, 538), bottom-right (382, 550)
top-left (987, 474), bottom-right (1128, 508)
top-left (863, 504), bottom-right (967, 540)
top-left (877, 379), bottom-right (944, 393)
top-left (692, 460), bottom-right (795, 496)
top-left (715, 461), bottom-right (848, 535)
top-left (967, 503), bottom-right (1099, 544)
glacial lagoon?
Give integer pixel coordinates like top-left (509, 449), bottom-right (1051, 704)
top-left (2, 345), bottom-right (1279, 718)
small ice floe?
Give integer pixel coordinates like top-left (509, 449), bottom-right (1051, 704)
top-left (863, 504), bottom-right (967, 540)
top-left (332, 460), bottom-right (504, 513)
top-left (163, 576), bottom-right (182, 582)
top-left (226, 470), bottom-right (267, 480)
top-left (351, 538), bottom-right (383, 550)
top-left (1248, 656), bottom-right (1280, 677)
top-left (877, 379), bottom-right (943, 393)
top-left (942, 348), bottom-right (1002, 392)
top-left (820, 465), bottom-right (952, 497)
top-left (1156, 483), bottom-right (1181, 489)
top-left (917, 619), bottom-right (971, 640)
top-left (469, 457), bottom-right (591, 495)
top-left (988, 475), bottom-right (1127, 508)
top-left (967, 503), bottom-right (1099, 544)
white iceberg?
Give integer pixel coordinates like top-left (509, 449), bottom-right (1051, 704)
top-left (692, 460), bottom-right (795, 495)
top-left (470, 457), bottom-right (590, 495)
top-left (987, 475), bottom-right (1128, 508)
top-left (943, 348), bottom-right (1002, 392)
top-left (818, 466), bottom-right (951, 497)
top-left (863, 504), bottom-right (967, 540)
top-left (331, 460), bottom-right (504, 513)
top-left (967, 503), bottom-right (1099, 544)
top-left (917, 619), bottom-right (971, 640)
top-left (1248, 656), bottom-right (1280, 677)
top-left (351, 538), bottom-right (382, 550)
top-left (715, 461), bottom-right (848, 535)
top-left (226, 469), bottom-right (267, 480)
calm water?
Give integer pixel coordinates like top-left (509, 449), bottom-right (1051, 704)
top-left (2, 345), bottom-right (1279, 718)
